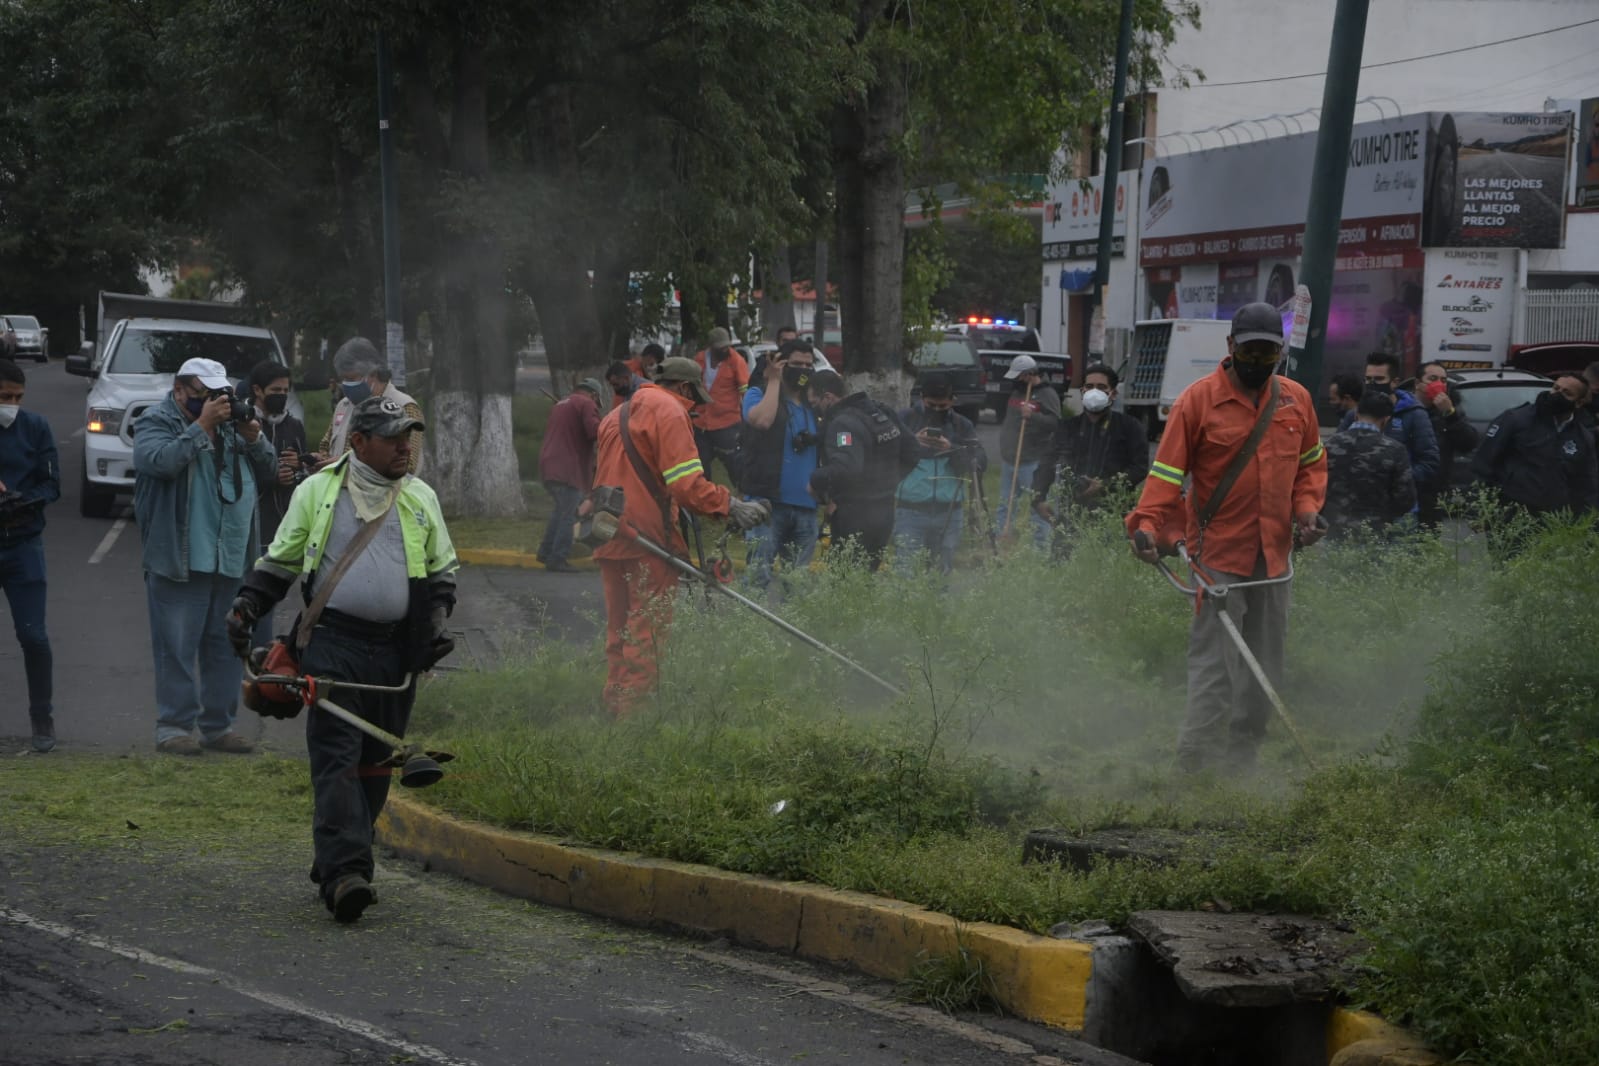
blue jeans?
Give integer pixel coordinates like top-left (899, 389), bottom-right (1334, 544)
top-left (0, 537), bottom-right (52, 719)
top-left (995, 459), bottom-right (1050, 548)
top-left (746, 503), bottom-right (820, 590)
top-left (894, 504), bottom-right (963, 575)
top-left (147, 571), bottom-right (243, 744)
top-left (538, 480), bottom-right (584, 565)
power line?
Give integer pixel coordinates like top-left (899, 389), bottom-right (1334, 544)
top-left (1191, 17), bottom-right (1599, 89)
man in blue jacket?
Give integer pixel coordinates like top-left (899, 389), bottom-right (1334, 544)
top-left (133, 357), bottom-right (276, 755)
top-left (0, 359), bottom-right (60, 752)
top-left (1338, 352), bottom-right (1439, 511)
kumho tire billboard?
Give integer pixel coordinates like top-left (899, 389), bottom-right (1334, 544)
top-left (1422, 111), bottom-right (1572, 248)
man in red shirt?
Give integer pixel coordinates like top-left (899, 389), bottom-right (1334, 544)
top-left (592, 357), bottom-right (767, 716)
top-left (692, 327), bottom-right (750, 483)
top-left (536, 379), bottom-right (602, 572)
top-left (1126, 303), bottom-right (1327, 773)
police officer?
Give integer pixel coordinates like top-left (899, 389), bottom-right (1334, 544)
top-left (807, 370), bottom-right (920, 570)
top-left (1472, 373), bottom-right (1598, 520)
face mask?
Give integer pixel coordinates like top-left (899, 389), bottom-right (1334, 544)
top-left (341, 381), bottom-right (372, 404)
top-left (924, 405), bottom-right (949, 424)
top-left (1082, 388), bottom-right (1111, 413)
top-left (1365, 381), bottom-right (1393, 397)
top-left (262, 394), bottom-right (289, 416)
top-left (1013, 377), bottom-right (1033, 392)
top-left (0, 404), bottom-right (18, 429)
top-left (1233, 359), bottom-right (1278, 389)
top-left (1538, 390), bottom-right (1575, 416)
top-left (183, 395), bottom-right (207, 418)
top-left (783, 366), bottom-right (812, 392)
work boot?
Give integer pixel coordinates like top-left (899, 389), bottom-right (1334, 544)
top-left (156, 735), bottom-right (203, 756)
top-left (30, 715), bottom-right (55, 754)
top-left (201, 732), bottom-right (255, 754)
top-left (545, 560), bottom-right (578, 573)
top-left (329, 875), bottom-right (376, 924)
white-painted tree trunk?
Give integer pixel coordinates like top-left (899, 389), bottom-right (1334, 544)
top-left (426, 390), bottom-right (525, 517)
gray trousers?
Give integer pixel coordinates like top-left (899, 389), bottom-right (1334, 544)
top-left (1177, 558), bottom-right (1290, 773)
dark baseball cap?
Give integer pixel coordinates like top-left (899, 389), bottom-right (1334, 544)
top-left (654, 356), bottom-right (712, 404)
top-left (1231, 302), bottom-right (1285, 346)
top-left (350, 395), bottom-right (424, 437)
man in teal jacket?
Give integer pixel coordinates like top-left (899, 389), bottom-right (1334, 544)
top-left (228, 395), bottom-right (457, 923)
top-left (133, 357), bottom-right (276, 756)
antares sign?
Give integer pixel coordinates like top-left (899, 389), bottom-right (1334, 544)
top-left (1421, 248), bottom-right (1514, 365)
top-left (1140, 115), bottom-right (1427, 267)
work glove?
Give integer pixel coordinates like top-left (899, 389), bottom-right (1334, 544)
top-left (419, 605), bottom-right (455, 672)
top-left (227, 591), bottom-right (270, 657)
top-left (727, 497), bottom-right (771, 531)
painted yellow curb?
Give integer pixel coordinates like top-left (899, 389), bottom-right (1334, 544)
top-left (376, 795), bottom-right (1094, 1029)
top-left (455, 548), bottom-right (599, 570)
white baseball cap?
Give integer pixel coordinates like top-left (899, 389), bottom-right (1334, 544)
top-left (176, 358), bottom-right (232, 390)
top-left (1003, 355), bottom-right (1039, 379)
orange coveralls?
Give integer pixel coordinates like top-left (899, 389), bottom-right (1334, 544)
top-left (1125, 362), bottom-right (1327, 770)
top-left (593, 383), bottom-right (732, 716)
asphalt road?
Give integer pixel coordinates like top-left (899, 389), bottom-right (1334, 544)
top-left (3, 360), bottom-right (1128, 1065)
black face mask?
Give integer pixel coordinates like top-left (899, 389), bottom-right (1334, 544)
top-left (1232, 359), bottom-right (1278, 389)
top-left (262, 394), bottom-right (289, 416)
top-left (783, 366), bottom-right (812, 393)
top-left (1537, 390), bottom-right (1575, 416)
top-left (923, 406), bottom-right (949, 425)
top-left (1365, 381), bottom-right (1394, 397)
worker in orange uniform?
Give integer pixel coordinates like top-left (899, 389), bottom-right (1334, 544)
top-left (1126, 303), bottom-right (1327, 774)
top-left (692, 327), bottom-right (750, 483)
top-left (592, 356), bottom-right (770, 716)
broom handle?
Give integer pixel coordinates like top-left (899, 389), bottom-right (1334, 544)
top-left (1001, 381), bottom-right (1033, 537)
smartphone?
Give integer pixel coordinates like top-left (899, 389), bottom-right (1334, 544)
top-left (924, 427), bottom-right (945, 440)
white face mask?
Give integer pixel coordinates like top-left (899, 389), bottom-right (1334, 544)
top-left (1081, 388), bottom-right (1111, 413)
top-left (0, 404), bottom-right (19, 428)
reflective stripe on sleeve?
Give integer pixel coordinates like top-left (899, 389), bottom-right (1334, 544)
top-left (1149, 460), bottom-right (1184, 486)
top-left (662, 458), bottom-right (704, 485)
top-left (1299, 442), bottom-right (1325, 465)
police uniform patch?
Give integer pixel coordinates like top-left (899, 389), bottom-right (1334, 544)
top-left (1485, 424), bottom-right (1498, 438)
top-left (1564, 439), bottom-right (1578, 457)
top-left (836, 431), bottom-right (853, 447)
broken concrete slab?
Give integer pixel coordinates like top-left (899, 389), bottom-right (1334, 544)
top-left (1127, 910), bottom-right (1362, 1009)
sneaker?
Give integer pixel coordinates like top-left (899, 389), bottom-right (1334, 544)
top-left (156, 735), bottom-right (204, 756)
top-left (545, 560), bottom-right (578, 573)
top-left (201, 732), bottom-right (255, 754)
top-left (30, 715), bottom-right (55, 754)
top-left (330, 875), bottom-right (376, 924)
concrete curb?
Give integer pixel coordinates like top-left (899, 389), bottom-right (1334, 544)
top-left (377, 796), bottom-right (1440, 1062)
top-left (376, 795), bottom-right (1096, 1029)
top-left (455, 548), bottom-right (599, 571)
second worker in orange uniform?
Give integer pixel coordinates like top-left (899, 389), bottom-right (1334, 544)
top-left (591, 357), bottom-right (769, 717)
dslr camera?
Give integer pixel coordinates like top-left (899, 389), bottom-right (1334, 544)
top-left (209, 386), bottom-right (254, 425)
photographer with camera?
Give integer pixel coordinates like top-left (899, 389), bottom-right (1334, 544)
top-left (739, 338), bottom-right (821, 592)
top-left (246, 360), bottom-right (310, 647)
top-left (894, 378), bottom-right (985, 575)
top-left (133, 357), bottom-right (276, 756)
top-left (0, 359), bottom-right (60, 752)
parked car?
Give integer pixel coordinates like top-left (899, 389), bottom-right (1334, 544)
top-left (66, 314), bottom-right (295, 517)
top-left (1443, 367), bottom-right (1551, 486)
top-left (2, 315), bottom-right (48, 361)
top-left (907, 335), bottom-right (986, 424)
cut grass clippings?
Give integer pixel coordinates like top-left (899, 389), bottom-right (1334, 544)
top-left (410, 503), bottom-right (1599, 1066)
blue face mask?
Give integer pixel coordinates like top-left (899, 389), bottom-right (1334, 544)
top-left (184, 395), bottom-right (207, 418)
top-left (341, 381), bottom-right (372, 404)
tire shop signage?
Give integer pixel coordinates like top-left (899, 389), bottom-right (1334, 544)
top-left (1421, 248), bottom-right (1514, 363)
top-left (1423, 112), bottom-right (1571, 247)
top-left (1139, 114), bottom-right (1427, 267)
top-left (1576, 98), bottom-right (1599, 210)
top-left (1042, 172), bottom-right (1129, 260)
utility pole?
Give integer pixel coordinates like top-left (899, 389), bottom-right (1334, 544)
top-left (1287, 0), bottom-right (1371, 391)
top-left (1090, 0), bottom-right (1136, 340)
top-left (376, 30), bottom-right (406, 386)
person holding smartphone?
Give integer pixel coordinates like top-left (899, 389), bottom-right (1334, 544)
top-left (894, 377), bottom-right (985, 575)
top-left (246, 360), bottom-right (311, 648)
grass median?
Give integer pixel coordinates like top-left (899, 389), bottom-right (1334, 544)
top-left (408, 498), bottom-right (1599, 1064)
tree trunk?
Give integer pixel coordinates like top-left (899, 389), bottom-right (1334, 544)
top-left (425, 39), bottom-right (524, 517)
top-left (759, 246), bottom-right (796, 337)
top-left (523, 84), bottom-right (607, 392)
top-left (833, 54), bottom-right (909, 404)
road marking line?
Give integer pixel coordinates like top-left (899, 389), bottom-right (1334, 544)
top-left (71, 428), bottom-right (85, 439)
top-left (0, 907), bottom-right (482, 1066)
top-left (678, 1031), bottom-right (782, 1066)
top-left (87, 518), bottom-right (127, 565)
